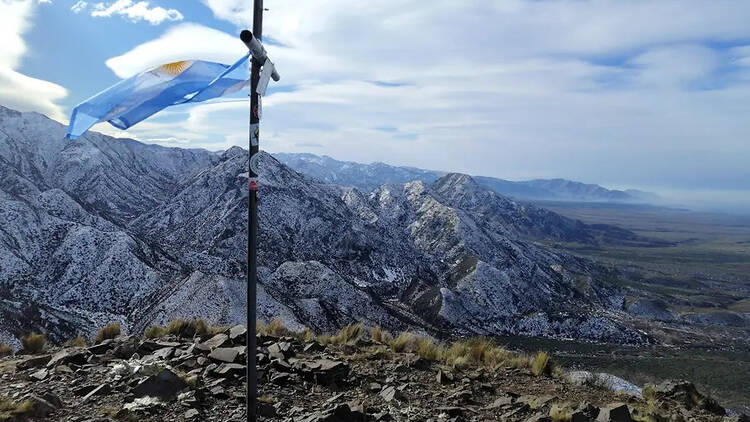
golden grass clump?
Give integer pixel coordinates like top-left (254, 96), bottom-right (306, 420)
top-left (0, 397), bottom-right (35, 421)
top-left (414, 336), bottom-right (442, 361)
top-left (549, 403), bottom-right (573, 421)
top-left (531, 351), bottom-right (552, 377)
top-left (301, 328), bottom-right (317, 343)
top-left (20, 333), bottom-right (46, 354)
top-left (0, 344), bottom-right (13, 358)
top-left (166, 318), bottom-right (209, 338)
top-left (65, 335), bottom-right (88, 348)
top-left (370, 326), bottom-right (392, 344)
top-left (329, 323), bottom-right (364, 345)
top-left (258, 319), bottom-right (294, 338)
top-left (389, 332), bottom-right (415, 353)
top-left (144, 325), bottom-right (166, 339)
top-left (95, 323), bottom-right (121, 344)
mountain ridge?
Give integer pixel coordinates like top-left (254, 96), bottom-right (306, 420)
top-left (274, 152), bottom-right (659, 203)
top-left (0, 106), bottom-right (666, 349)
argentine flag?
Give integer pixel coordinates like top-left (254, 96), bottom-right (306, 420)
top-left (67, 54), bottom-right (251, 139)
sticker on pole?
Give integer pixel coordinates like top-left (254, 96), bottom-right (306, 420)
top-left (249, 153), bottom-right (261, 175)
top-left (249, 177), bottom-right (259, 191)
top-left (250, 123), bottom-right (259, 146)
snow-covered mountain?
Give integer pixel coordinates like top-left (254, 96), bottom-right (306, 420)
top-left (275, 152), bottom-right (659, 203)
top-left (0, 106), bottom-right (648, 347)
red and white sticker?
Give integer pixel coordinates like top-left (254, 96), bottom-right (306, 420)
top-left (249, 177), bottom-right (260, 191)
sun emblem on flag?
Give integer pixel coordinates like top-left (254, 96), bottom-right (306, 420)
top-left (158, 61), bottom-right (191, 76)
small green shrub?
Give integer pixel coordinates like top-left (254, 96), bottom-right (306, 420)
top-left (144, 325), bottom-right (166, 339)
top-left (20, 333), bottom-right (46, 354)
top-left (0, 344), bottom-right (13, 358)
top-left (65, 335), bottom-right (88, 348)
top-left (95, 323), bottom-right (121, 343)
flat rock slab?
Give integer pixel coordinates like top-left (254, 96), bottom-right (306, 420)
top-left (132, 369), bottom-right (187, 400)
top-left (209, 348), bottom-right (240, 363)
top-left (200, 334), bottom-right (229, 350)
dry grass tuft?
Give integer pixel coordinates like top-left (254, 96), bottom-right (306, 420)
top-left (144, 325), bottom-right (166, 339)
top-left (65, 335), bottom-right (88, 348)
top-left (329, 324), bottom-right (364, 345)
top-left (0, 345), bottom-right (12, 358)
top-left (95, 323), bottom-right (121, 344)
top-left (301, 328), bottom-right (317, 343)
top-left (20, 333), bottom-right (46, 354)
top-left (370, 326), bottom-right (392, 344)
top-left (442, 337), bottom-right (520, 370)
top-left (0, 397), bottom-right (35, 421)
top-left (531, 351), bottom-right (552, 377)
top-left (166, 319), bottom-right (209, 338)
top-left (414, 336), bottom-right (442, 361)
top-left (549, 403), bottom-right (573, 421)
top-left (258, 319), bottom-right (294, 338)
top-left (389, 332), bottom-right (415, 353)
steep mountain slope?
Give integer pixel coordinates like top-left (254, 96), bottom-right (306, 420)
top-left (0, 106), bottom-right (648, 347)
top-left (132, 151), bottom-right (645, 343)
top-left (0, 106), bottom-right (215, 344)
top-left (275, 152), bottom-right (658, 203)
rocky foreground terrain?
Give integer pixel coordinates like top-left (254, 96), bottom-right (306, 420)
top-left (0, 322), bottom-right (746, 422)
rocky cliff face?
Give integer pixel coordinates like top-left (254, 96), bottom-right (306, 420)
top-left (0, 106), bottom-right (647, 346)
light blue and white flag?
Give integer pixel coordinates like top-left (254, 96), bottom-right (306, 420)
top-left (67, 53), bottom-right (250, 139)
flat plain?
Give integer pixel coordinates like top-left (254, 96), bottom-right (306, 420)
top-left (519, 201), bottom-right (750, 412)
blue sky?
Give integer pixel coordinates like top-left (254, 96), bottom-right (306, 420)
top-left (3, 0), bottom-right (750, 211)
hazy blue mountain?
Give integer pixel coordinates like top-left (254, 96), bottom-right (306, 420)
top-left (275, 152), bottom-right (659, 203)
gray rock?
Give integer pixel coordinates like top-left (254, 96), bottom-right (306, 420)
top-left (380, 385), bottom-right (405, 402)
top-left (17, 355), bottom-right (51, 370)
top-left (200, 334), bottom-right (229, 350)
top-left (214, 363), bottom-right (245, 377)
top-left (596, 404), bottom-right (632, 422)
top-left (131, 369), bottom-right (187, 400)
top-left (82, 384), bottom-right (111, 403)
top-left (268, 342), bottom-right (295, 360)
top-left (208, 347), bottom-right (240, 363)
top-left (47, 349), bottom-right (88, 367)
top-left (229, 325), bottom-right (247, 341)
top-left (436, 369), bottom-right (454, 384)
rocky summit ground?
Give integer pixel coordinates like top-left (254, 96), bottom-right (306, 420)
top-left (0, 324), bottom-right (747, 422)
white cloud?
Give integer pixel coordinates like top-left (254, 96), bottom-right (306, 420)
top-left (0, 0), bottom-right (67, 121)
top-left (107, 2), bottom-right (750, 202)
top-left (71, 1), bottom-right (87, 13)
top-left (90, 0), bottom-right (182, 25)
top-left (105, 23), bottom-right (246, 78)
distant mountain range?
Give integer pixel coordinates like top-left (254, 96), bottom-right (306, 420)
top-left (0, 105), bottom-right (664, 347)
top-left (274, 152), bottom-right (660, 203)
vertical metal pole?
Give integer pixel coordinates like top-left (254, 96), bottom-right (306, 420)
top-left (246, 1), bottom-right (263, 421)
